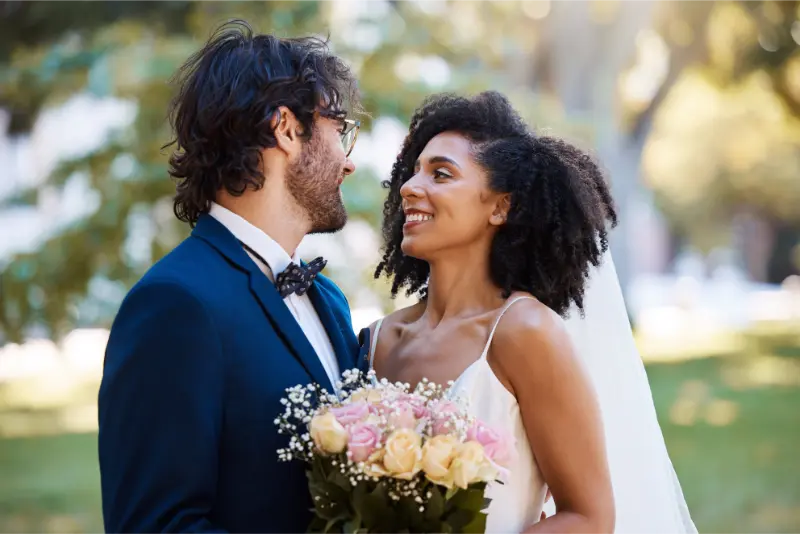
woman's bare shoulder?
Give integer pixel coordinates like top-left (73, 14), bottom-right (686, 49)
top-left (368, 299), bottom-right (426, 335)
top-left (489, 292), bottom-right (575, 376)
top-left (366, 300), bottom-right (426, 364)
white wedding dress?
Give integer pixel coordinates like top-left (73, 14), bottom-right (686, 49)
top-left (369, 296), bottom-right (547, 533)
top-left (368, 251), bottom-right (697, 534)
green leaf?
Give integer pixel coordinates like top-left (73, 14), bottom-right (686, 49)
top-left (397, 495), bottom-right (428, 531)
top-left (327, 463), bottom-right (353, 492)
top-left (445, 486), bottom-right (459, 501)
top-left (342, 513), bottom-right (362, 534)
top-left (461, 511), bottom-right (488, 534)
top-left (309, 481), bottom-right (350, 521)
top-left (441, 485), bottom-right (490, 533)
top-left (323, 514), bottom-right (348, 534)
top-left (352, 482), bottom-right (393, 529)
top-left (449, 487), bottom-right (485, 512)
top-left (424, 483), bottom-right (445, 521)
top-left (443, 507), bottom-right (474, 532)
top-left (307, 515), bottom-right (328, 533)
top-left (310, 454), bottom-right (328, 482)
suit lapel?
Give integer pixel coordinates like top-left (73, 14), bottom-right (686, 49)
top-left (191, 215), bottom-right (334, 391)
top-left (307, 282), bottom-right (354, 374)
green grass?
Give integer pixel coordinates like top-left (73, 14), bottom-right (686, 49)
top-left (0, 342), bottom-right (798, 533)
top-left (648, 344), bottom-right (800, 533)
top-left (0, 432), bottom-right (102, 533)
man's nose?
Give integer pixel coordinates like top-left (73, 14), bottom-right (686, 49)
top-left (343, 158), bottom-right (356, 176)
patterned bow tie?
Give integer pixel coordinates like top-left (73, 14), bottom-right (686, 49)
top-left (275, 257), bottom-right (326, 298)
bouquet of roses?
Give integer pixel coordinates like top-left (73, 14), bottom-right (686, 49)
top-left (275, 369), bottom-right (515, 533)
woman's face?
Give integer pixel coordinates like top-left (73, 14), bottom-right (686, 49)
top-left (399, 132), bottom-right (508, 261)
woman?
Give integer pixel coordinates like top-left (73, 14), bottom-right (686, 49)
top-left (364, 92), bottom-right (695, 533)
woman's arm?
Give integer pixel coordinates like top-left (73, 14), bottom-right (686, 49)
top-left (491, 299), bottom-right (615, 533)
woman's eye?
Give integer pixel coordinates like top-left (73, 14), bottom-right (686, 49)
top-left (433, 168), bottom-right (453, 179)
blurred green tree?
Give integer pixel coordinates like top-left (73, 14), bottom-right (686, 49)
top-left (0, 1), bottom-right (564, 341)
top-left (2, 0), bottom-right (799, 342)
top-left (642, 1), bottom-right (800, 281)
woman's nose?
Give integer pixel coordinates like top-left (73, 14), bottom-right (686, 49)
top-left (400, 175), bottom-right (424, 200)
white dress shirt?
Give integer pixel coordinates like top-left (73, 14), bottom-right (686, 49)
top-left (209, 202), bottom-right (341, 388)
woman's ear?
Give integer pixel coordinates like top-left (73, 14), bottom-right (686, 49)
top-left (490, 194), bottom-right (511, 226)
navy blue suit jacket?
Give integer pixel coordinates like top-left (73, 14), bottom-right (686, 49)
top-left (98, 214), bottom-right (361, 532)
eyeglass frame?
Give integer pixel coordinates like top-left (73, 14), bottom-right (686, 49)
top-left (318, 109), bottom-right (360, 157)
top-left (339, 118), bottom-right (360, 157)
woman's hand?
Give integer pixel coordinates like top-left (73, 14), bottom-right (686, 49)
top-left (540, 488), bottom-right (552, 521)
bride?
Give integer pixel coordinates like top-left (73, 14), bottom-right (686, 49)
top-left (363, 91), bottom-right (696, 533)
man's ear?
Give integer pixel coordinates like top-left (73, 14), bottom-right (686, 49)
top-left (271, 106), bottom-right (302, 159)
top-left (489, 194), bottom-right (511, 226)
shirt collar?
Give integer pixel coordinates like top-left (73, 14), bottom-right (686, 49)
top-left (208, 202), bottom-right (297, 274)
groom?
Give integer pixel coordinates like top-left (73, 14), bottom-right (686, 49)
top-left (98, 21), bottom-right (363, 532)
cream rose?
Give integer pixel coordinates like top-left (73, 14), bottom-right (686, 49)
top-left (383, 428), bottom-right (423, 480)
top-left (362, 449), bottom-right (389, 479)
top-left (421, 434), bottom-right (460, 487)
top-left (449, 441), bottom-right (497, 489)
top-left (349, 388), bottom-right (383, 405)
top-left (309, 411), bottom-right (348, 454)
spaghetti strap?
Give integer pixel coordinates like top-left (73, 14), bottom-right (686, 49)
top-left (479, 296), bottom-right (536, 360)
top-left (368, 318), bottom-right (385, 371)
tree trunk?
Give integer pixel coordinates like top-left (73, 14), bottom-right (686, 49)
top-left (532, 1), bottom-right (658, 296)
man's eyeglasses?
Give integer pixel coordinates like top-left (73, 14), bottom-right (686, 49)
top-left (340, 118), bottom-right (360, 157)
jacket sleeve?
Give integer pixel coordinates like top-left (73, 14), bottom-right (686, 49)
top-left (98, 280), bottom-right (227, 533)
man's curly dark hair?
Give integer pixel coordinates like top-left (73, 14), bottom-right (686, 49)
top-left (375, 91), bottom-right (617, 317)
top-left (164, 20), bottom-right (361, 225)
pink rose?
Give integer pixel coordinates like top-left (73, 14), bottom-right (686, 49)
top-left (330, 400), bottom-right (370, 427)
top-left (388, 402), bottom-right (417, 430)
top-left (397, 393), bottom-right (430, 420)
top-left (467, 420), bottom-right (517, 468)
top-left (347, 422), bottom-right (382, 463)
top-left (431, 400), bottom-right (460, 436)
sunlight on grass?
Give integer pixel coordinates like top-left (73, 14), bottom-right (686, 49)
top-left (646, 341), bottom-right (800, 533)
top-left (667, 380), bottom-right (740, 427)
top-left (636, 327), bottom-right (745, 362)
top-left (722, 354), bottom-right (800, 389)
top-left (751, 504), bottom-right (800, 532)
top-left (704, 398), bottom-right (739, 426)
top-left (669, 379), bottom-right (710, 425)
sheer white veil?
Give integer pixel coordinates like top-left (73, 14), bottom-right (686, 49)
top-left (543, 250), bottom-right (697, 533)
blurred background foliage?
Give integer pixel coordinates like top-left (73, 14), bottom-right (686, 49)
top-left (1, 1), bottom-right (799, 533)
top-left (2, 0), bottom-right (800, 342)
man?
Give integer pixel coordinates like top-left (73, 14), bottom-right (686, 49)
top-left (98, 20), bottom-right (362, 532)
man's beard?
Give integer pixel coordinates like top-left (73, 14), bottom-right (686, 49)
top-left (286, 134), bottom-right (348, 234)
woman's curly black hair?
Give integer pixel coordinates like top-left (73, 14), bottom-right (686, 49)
top-left (164, 20), bottom-right (361, 225)
top-left (375, 91), bottom-right (617, 317)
